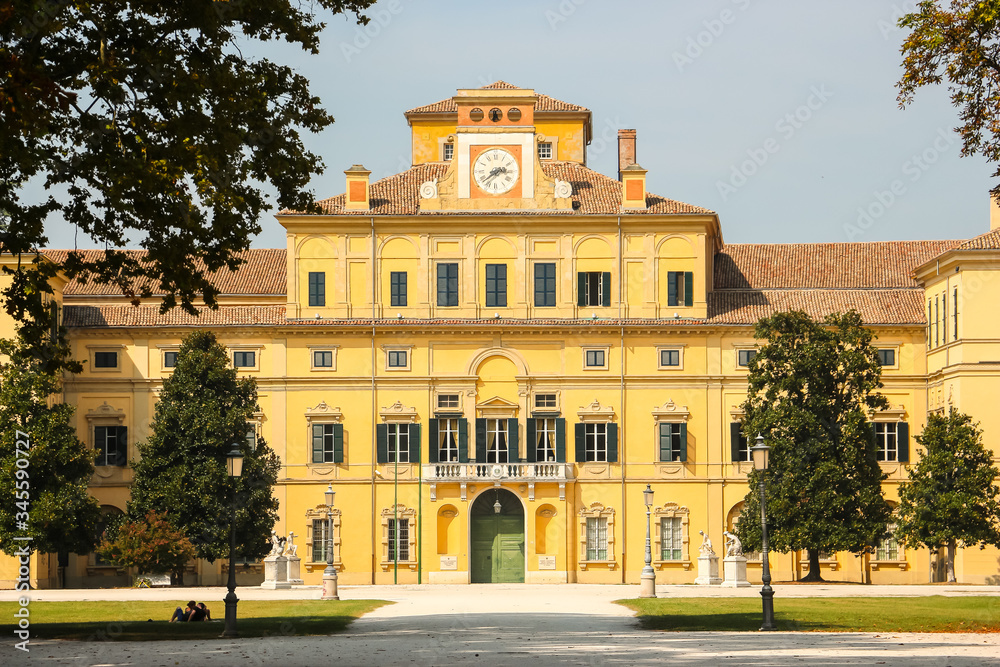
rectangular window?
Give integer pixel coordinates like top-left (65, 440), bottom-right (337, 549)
top-left (577, 271), bottom-right (610, 308)
top-left (312, 423), bottom-right (339, 463)
top-left (667, 271), bottom-right (694, 307)
top-left (437, 263), bottom-right (459, 307)
top-left (94, 351), bottom-right (118, 368)
top-left (731, 423), bottom-right (750, 462)
top-left (874, 422), bottom-right (898, 462)
top-left (538, 142), bottom-right (552, 160)
top-left (313, 350), bottom-right (334, 368)
top-left (535, 417), bottom-right (557, 462)
top-left (443, 143), bottom-right (454, 161)
top-left (737, 349), bottom-right (756, 367)
top-left (534, 263), bottom-right (556, 307)
top-left (534, 393), bottom-right (557, 409)
top-left (387, 350), bottom-right (408, 368)
top-left (660, 517), bottom-right (683, 560)
top-left (585, 516), bottom-right (608, 561)
top-left (953, 287), bottom-right (959, 341)
top-left (658, 423), bottom-right (685, 462)
top-left (876, 523), bottom-right (899, 561)
top-left (94, 426), bottom-right (123, 467)
top-left (245, 425), bottom-right (257, 452)
top-left (877, 349), bottom-right (896, 367)
top-left (233, 351), bottom-right (256, 368)
top-left (438, 418), bottom-right (460, 462)
top-left (485, 264), bottom-right (507, 308)
top-left (585, 423), bottom-right (607, 462)
top-left (163, 351), bottom-right (178, 368)
top-left (312, 519), bottom-right (330, 562)
top-left (387, 423), bottom-right (410, 463)
top-left (437, 394), bottom-right (459, 410)
top-left (927, 299), bottom-right (933, 350)
top-left (308, 271), bottom-right (325, 307)
top-left (485, 418), bottom-right (508, 463)
top-left (390, 271), bottom-right (407, 308)
top-left (943, 292), bottom-right (948, 342)
top-left (585, 349), bottom-right (606, 368)
top-left (935, 295), bottom-right (940, 347)
top-left (388, 518), bottom-right (410, 561)
top-left (659, 349), bottom-right (680, 367)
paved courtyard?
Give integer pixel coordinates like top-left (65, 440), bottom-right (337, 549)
top-left (7, 584), bottom-right (1000, 666)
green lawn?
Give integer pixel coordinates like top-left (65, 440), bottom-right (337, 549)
top-left (1, 599), bottom-right (390, 641)
top-left (618, 596), bottom-right (1000, 632)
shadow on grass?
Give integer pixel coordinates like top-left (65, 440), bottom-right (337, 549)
top-left (633, 612), bottom-right (833, 632)
top-left (30, 615), bottom-right (361, 641)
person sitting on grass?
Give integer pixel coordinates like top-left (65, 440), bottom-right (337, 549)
top-left (196, 603), bottom-right (212, 621)
top-left (170, 601), bottom-right (198, 622)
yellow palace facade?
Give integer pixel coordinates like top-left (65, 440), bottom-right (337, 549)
top-left (5, 82), bottom-right (1000, 588)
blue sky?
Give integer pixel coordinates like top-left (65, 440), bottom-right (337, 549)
top-left (43, 0), bottom-right (996, 249)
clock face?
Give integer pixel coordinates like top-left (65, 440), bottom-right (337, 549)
top-left (473, 148), bottom-right (520, 195)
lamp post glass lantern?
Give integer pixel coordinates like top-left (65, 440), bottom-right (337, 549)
top-left (640, 484), bottom-right (656, 598)
top-left (751, 434), bottom-right (775, 631)
top-left (322, 484), bottom-right (339, 600)
top-left (223, 442), bottom-right (244, 638)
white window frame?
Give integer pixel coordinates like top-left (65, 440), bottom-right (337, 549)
top-left (309, 345), bottom-right (340, 371)
top-left (583, 346), bottom-right (609, 370)
top-left (657, 345), bottom-right (685, 370)
top-left (876, 346), bottom-right (899, 370)
top-left (735, 345), bottom-right (757, 369)
top-left (382, 345), bottom-right (413, 372)
top-left (435, 392), bottom-right (462, 411)
top-left (305, 505), bottom-right (342, 572)
top-left (578, 502), bottom-right (615, 568)
top-left (230, 345), bottom-right (262, 372)
top-left (88, 345), bottom-right (125, 373)
top-left (380, 504), bottom-right (418, 570)
top-left (536, 135), bottom-right (558, 160)
top-left (533, 392), bottom-right (559, 411)
top-left (157, 345), bottom-right (180, 372)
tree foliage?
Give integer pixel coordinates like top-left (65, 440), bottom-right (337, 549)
top-left (734, 310), bottom-right (892, 581)
top-left (896, 411), bottom-right (1000, 582)
top-left (97, 510), bottom-right (196, 578)
top-left (897, 0), bottom-right (1000, 197)
top-left (127, 330), bottom-right (279, 563)
top-left (0, 331), bottom-right (99, 556)
top-left (1, 0), bottom-right (376, 367)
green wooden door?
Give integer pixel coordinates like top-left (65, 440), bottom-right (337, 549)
top-left (470, 489), bottom-right (524, 583)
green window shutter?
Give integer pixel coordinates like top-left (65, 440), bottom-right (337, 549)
top-left (333, 424), bottom-right (344, 463)
top-left (525, 418), bottom-right (536, 463)
top-left (684, 271), bottom-right (694, 307)
top-left (678, 423), bottom-right (688, 463)
top-left (376, 424), bottom-right (388, 464)
top-left (115, 426), bottom-right (128, 466)
top-left (458, 419), bottom-right (469, 463)
top-left (507, 418), bottom-right (519, 463)
top-left (601, 271), bottom-right (611, 307)
top-left (730, 423), bottom-right (742, 462)
top-left (312, 424), bottom-right (324, 463)
top-left (427, 419), bottom-right (439, 464)
top-left (667, 271), bottom-right (678, 307)
top-left (897, 422), bottom-right (909, 463)
top-left (607, 423), bottom-right (619, 463)
top-left (577, 272), bottom-right (587, 307)
top-left (659, 423), bottom-right (672, 462)
top-left (556, 418), bottom-right (566, 463)
top-left (408, 424), bottom-right (421, 464)
top-left (574, 423), bottom-right (586, 462)
top-left (475, 418), bottom-right (487, 462)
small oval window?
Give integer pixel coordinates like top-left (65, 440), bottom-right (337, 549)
top-left (488, 107), bottom-right (503, 122)
top-left (469, 107), bottom-right (484, 122)
top-left (507, 107), bottom-right (522, 122)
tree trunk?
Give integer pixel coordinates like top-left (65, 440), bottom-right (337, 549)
top-left (800, 548), bottom-right (824, 582)
top-left (946, 539), bottom-right (957, 583)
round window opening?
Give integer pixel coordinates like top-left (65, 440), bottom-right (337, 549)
top-left (488, 107), bottom-right (503, 122)
top-left (469, 107), bottom-right (484, 122)
top-left (507, 107), bottom-right (522, 122)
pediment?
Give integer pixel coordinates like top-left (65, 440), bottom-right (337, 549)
top-left (476, 395), bottom-right (519, 418)
top-left (305, 401), bottom-right (343, 423)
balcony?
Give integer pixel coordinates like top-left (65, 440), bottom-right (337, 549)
top-left (423, 462), bottom-right (572, 501)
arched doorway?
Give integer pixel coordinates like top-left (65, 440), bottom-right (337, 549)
top-left (470, 488), bottom-right (524, 583)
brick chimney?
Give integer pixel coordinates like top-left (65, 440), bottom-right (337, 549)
top-left (344, 164), bottom-right (371, 210)
top-left (618, 129), bottom-right (637, 181)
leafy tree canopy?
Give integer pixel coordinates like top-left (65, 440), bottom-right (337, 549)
top-left (127, 330), bottom-right (279, 563)
top-left (896, 411), bottom-right (1000, 581)
top-left (734, 310), bottom-right (892, 580)
top-left (1, 0), bottom-right (376, 366)
top-left (897, 1), bottom-right (1000, 197)
top-left (97, 510), bottom-right (196, 578)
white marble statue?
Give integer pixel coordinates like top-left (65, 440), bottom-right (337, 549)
top-left (269, 530), bottom-right (287, 557)
top-left (723, 531), bottom-right (743, 557)
top-left (698, 530), bottom-right (715, 556)
top-left (286, 531), bottom-right (298, 557)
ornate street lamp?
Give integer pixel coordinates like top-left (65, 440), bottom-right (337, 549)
top-left (751, 434), bottom-right (775, 631)
top-left (639, 484), bottom-right (656, 598)
top-left (322, 484), bottom-right (339, 600)
top-left (222, 442), bottom-right (244, 638)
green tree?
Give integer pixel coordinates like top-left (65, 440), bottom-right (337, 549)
top-left (127, 330), bottom-right (279, 574)
top-left (734, 310), bottom-right (892, 582)
top-left (1, 0), bottom-right (376, 367)
top-left (896, 411), bottom-right (1000, 582)
top-left (0, 332), bottom-right (100, 561)
top-left (97, 510), bottom-right (197, 581)
top-left (896, 1), bottom-right (1000, 198)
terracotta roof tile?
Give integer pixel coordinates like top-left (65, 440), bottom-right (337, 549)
top-left (714, 241), bottom-right (960, 289)
top-left (291, 162), bottom-right (713, 217)
top-left (405, 81), bottom-right (590, 114)
top-left (707, 289), bottom-right (925, 325)
top-left (64, 305), bottom-right (287, 328)
top-left (955, 227), bottom-right (1000, 250)
top-left (43, 249), bottom-right (286, 296)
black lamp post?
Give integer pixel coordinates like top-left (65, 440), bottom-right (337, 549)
top-left (639, 484), bottom-right (656, 598)
top-left (751, 434), bottom-right (775, 631)
top-left (321, 484), bottom-right (339, 600)
top-left (222, 442), bottom-right (244, 638)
